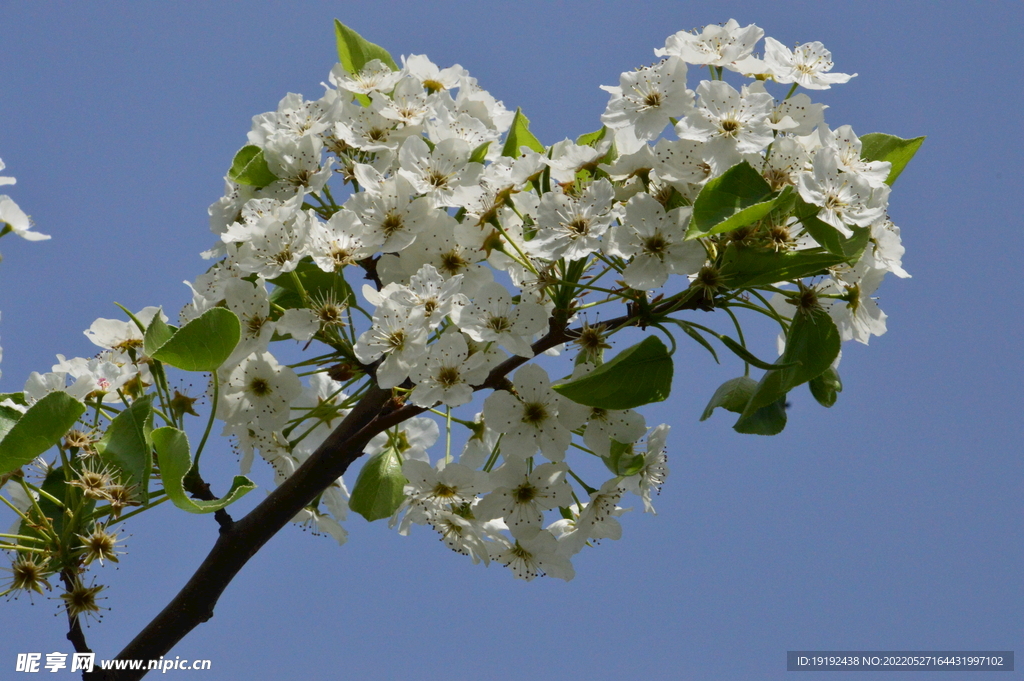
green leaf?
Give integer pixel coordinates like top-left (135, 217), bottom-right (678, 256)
top-left (601, 440), bottom-right (646, 477)
top-left (469, 141), bottom-right (491, 164)
top-left (96, 394), bottom-right (154, 502)
top-left (501, 108), bottom-right (545, 158)
top-left (742, 306), bottom-right (841, 416)
top-left (858, 133), bottom-right (925, 186)
top-left (0, 392), bottom-right (28, 407)
top-left (576, 126), bottom-right (608, 148)
top-left (552, 336), bottom-right (673, 410)
top-left (152, 427), bottom-right (255, 513)
top-left (143, 312), bottom-right (175, 357)
top-left (733, 395), bottom-right (788, 435)
top-left (0, 392), bottom-right (85, 475)
top-left (151, 308), bottom-right (240, 372)
top-left (700, 376), bottom-right (759, 421)
top-left (0, 404), bottom-right (22, 444)
top-left (151, 428), bottom-right (256, 512)
top-left (349, 447), bottom-right (407, 522)
top-left (268, 256), bottom-right (354, 313)
top-left (227, 145), bottom-right (278, 188)
top-left (334, 19), bottom-right (399, 75)
top-left (718, 239), bottom-right (866, 289)
top-left (687, 162), bottom-right (780, 239)
top-left (809, 366), bottom-right (843, 408)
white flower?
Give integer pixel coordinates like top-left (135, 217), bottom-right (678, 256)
top-left (292, 506), bottom-right (348, 545)
top-left (548, 479), bottom-right (627, 556)
top-left (429, 512), bottom-right (493, 565)
top-left (263, 132), bottom-right (333, 193)
top-left (620, 424), bottom-right (670, 514)
top-left (400, 54), bottom-right (467, 93)
top-left (656, 19), bottom-right (764, 69)
top-left (476, 459), bottom-right (573, 538)
top-left (329, 59), bottom-right (401, 96)
top-left (452, 281), bottom-right (546, 358)
top-left (345, 171), bottom-right (435, 253)
top-left (408, 329), bottom-right (489, 408)
top-left (0, 196), bottom-right (49, 241)
top-left (763, 37), bottom-right (855, 90)
top-left (308, 208), bottom-right (383, 273)
top-left (481, 364), bottom-right (587, 462)
top-left (397, 136), bottom-right (484, 209)
top-left (218, 351), bottom-right (302, 432)
top-left (400, 459), bottom-right (490, 516)
top-left (386, 264), bottom-right (467, 329)
top-left (354, 302), bottom-right (429, 389)
top-left (606, 193), bottom-right (705, 290)
top-left (797, 148), bottom-right (889, 236)
top-left (365, 417), bottom-right (439, 464)
top-left (675, 80), bottom-right (775, 156)
top-left (600, 57), bottom-right (693, 142)
top-left (490, 527), bottom-right (575, 581)
top-left (83, 306), bottom-right (167, 353)
top-left (527, 179), bottom-right (618, 262)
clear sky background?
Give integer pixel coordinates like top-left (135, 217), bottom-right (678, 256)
top-left (1, 2), bottom-right (1022, 679)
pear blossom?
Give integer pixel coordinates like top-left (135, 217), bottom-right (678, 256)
top-left (481, 364), bottom-right (588, 461)
top-left (489, 527), bottom-right (575, 581)
top-left (763, 37), bottom-right (856, 90)
top-left (452, 281), bottom-right (547, 358)
top-left (408, 329), bottom-right (490, 408)
top-left (600, 57), bottom-right (693, 142)
top-left (475, 459), bottom-right (574, 538)
top-left (656, 19), bottom-right (764, 69)
top-left (606, 193), bottom-right (706, 290)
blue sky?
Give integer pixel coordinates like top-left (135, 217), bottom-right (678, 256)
top-left (1, 2), bottom-right (1022, 679)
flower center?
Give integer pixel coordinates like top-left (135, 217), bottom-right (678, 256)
top-left (248, 377), bottom-right (272, 397)
top-left (486, 315), bottom-right (513, 334)
top-left (642, 233), bottom-right (670, 256)
top-left (513, 483), bottom-right (538, 503)
top-left (521, 401), bottom-right (548, 425)
top-left (437, 366), bottom-right (461, 388)
top-left (381, 212), bottom-right (405, 237)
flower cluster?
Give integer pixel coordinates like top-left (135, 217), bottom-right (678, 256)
top-left (2, 19), bottom-right (917, 591)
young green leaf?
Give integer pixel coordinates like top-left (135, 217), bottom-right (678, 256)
top-left (700, 376), bottom-right (759, 421)
top-left (602, 440), bottom-right (647, 477)
top-left (501, 108), bottom-right (545, 158)
top-left (687, 162), bottom-right (782, 239)
top-left (733, 395), bottom-right (788, 435)
top-left (552, 336), bottom-right (673, 410)
top-left (0, 392), bottom-right (85, 476)
top-left (96, 394), bottom-right (154, 502)
top-left (858, 133), bottom-right (925, 186)
top-left (334, 19), bottom-right (399, 74)
top-left (741, 306), bottom-right (841, 418)
top-left (809, 366), bottom-right (843, 408)
top-left (151, 307), bottom-right (240, 372)
top-left (143, 311), bottom-right (175, 357)
top-left (0, 403), bottom-right (22, 444)
top-left (227, 145), bottom-right (278, 188)
top-left (348, 447), bottom-right (407, 522)
top-left (576, 126), bottom-right (608, 148)
top-left (469, 141), bottom-right (491, 164)
top-left (718, 240), bottom-right (864, 289)
top-left (152, 427), bottom-right (255, 513)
